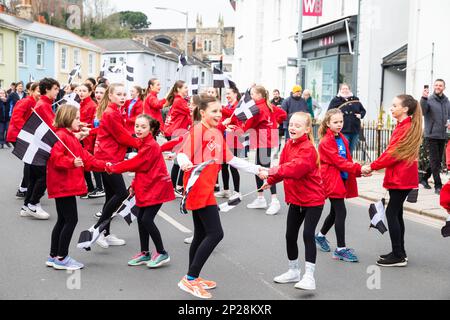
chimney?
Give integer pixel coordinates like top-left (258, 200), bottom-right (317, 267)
top-left (16, 0), bottom-right (34, 21)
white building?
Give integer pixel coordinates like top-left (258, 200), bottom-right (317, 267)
top-left (92, 39), bottom-right (213, 97)
top-left (233, 0), bottom-right (450, 121)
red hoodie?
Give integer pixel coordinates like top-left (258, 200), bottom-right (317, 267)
top-left (370, 117), bottom-right (418, 190)
top-left (123, 98), bottom-right (144, 135)
top-left (164, 95), bottom-right (192, 138)
top-left (222, 101), bottom-right (245, 150)
top-left (144, 91), bottom-right (166, 132)
top-left (7, 95), bottom-right (37, 143)
top-left (94, 103), bottom-right (141, 163)
top-left (34, 95), bottom-right (55, 130)
top-left (47, 128), bottom-right (106, 198)
top-left (319, 129), bottom-right (362, 199)
top-left (268, 134), bottom-right (325, 207)
top-left (243, 99), bottom-right (279, 149)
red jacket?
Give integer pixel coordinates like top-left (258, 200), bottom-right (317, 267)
top-left (47, 128), bottom-right (106, 198)
top-left (34, 96), bottom-right (56, 130)
top-left (222, 101), bottom-right (245, 150)
top-left (123, 98), bottom-right (144, 135)
top-left (6, 95), bottom-right (37, 143)
top-left (243, 99), bottom-right (278, 149)
top-left (442, 144), bottom-right (450, 212)
top-left (319, 129), bottom-right (361, 199)
top-left (108, 134), bottom-right (175, 207)
top-left (94, 103), bottom-right (141, 163)
top-left (268, 134), bottom-right (325, 207)
top-left (164, 95), bottom-right (192, 138)
top-left (80, 97), bottom-right (97, 125)
top-left (144, 91), bottom-right (166, 132)
top-left (370, 117), bottom-right (418, 190)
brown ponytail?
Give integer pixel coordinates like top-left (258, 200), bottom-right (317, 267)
top-left (253, 85), bottom-right (273, 112)
top-left (319, 109), bottom-right (344, 139)
top-left (165, 80), bottom-right (185, 107)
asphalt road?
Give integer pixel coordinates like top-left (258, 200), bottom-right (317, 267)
top-left (0, 148), bottom-right (449, 300)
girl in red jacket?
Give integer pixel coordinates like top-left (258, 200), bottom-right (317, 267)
top-left (262, 112), bottom-right (325, 291)
top-left (144, 78), bottom-right (166, 132)
top-left (107, 114), bottom-right (175, 268)
top-left (315, 109), bottom-right (362, 262)
top-left (362, 95), bottom-right (423, 267)
top-left (124, 86), bottom-right (145, 135)
top-left (93, 83), bottom-right (141, 249)
top-left (164, 81), bottom-right (192, 196)
top-left (439, 143), bottom-right (450, 232)
top-left (177, 95), bottom-right (263, 299)
top-left (46, 105), bottom-right (107, 270)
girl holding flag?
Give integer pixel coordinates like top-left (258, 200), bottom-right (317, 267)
top-left (107, 114), bottom-right (175, 268)
top-left (177, 94), bottom-right (264, 299)
top-left (144, 79), bottom-right (166, 132)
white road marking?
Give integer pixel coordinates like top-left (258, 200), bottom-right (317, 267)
top-left (158, 210), bottom-right (192, 233)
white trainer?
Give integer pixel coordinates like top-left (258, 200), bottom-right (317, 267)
top-left (28, 203), bottom-right (50, 220)
top-left (247, 197), bottom-right (267, 209)
top-left (294, 274), bottom-right (316, 290)
top-left (274, 269), bottom-right (301, 284)
top-left (19, 205), bottom-right (32, 217)
top-left (184, 236), bottom-right (193, 244)
top-left (229, 192), bottom-right (242, 201)
top-left (105, 234), bottom-right (126, 246)
top-left (266, 198), bottom-right (281, 215)
top-left (214, 190), bottom-right (231, 198)
top-left (96, 233), bottom-right (109, 249)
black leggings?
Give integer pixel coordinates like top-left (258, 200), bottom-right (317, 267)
top-left (320, 199), bottom-right (347, 248)
top-left (84, 171), bottom-right (103, 192)
top-left (20, 163), bottom-right (30, 189)
top-left (95, 173), bottom-right (129, 236)
top-left (188, 205), bottom-right (224, 278)
top-left (50, 197), bottom-right (78, 258)
top-left (221, 148), bottom-right (240, 192)
top-left (24, 165), bottom-right (47, 206)
top-left (286, 204), bottom-right (323, 264)
top-left (255, 148), bottom-right (276, 194)
top-left (137, 204), bottom-right (165, 254)
top-left (386, 189), bottom-right (411, 258)
top-left (171, 163), bottom-right (184, 188)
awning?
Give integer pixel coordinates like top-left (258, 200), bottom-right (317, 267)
top-left (382, 45), bottom-right (408, 68)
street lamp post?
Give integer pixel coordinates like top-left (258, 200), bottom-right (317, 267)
top-left (155, 7), bottom-right (189, 57)
top-left (297, 0), bottom-right (303, 86)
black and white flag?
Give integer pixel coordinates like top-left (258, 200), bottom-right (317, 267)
top-left (68, 64), bottom-right (81, 85)
top-left (126, 65), bottom-right (135, 82)
top-left (180, 159), bottom-right (216, 215)
top-left (99, 60), bottom-right (107, 78)
top-left (12, 112), bottom-right (59, 166)
top-left (177, 54), bottom-right (188, 72)
top-left (108, 63), bottom-right (123, 74)
top-left (29, 74), bottom-right (36, 83)
top-left (369, 199), bottom-right (388, 234)
top-left (77, 220), bottom-right (110, 251)
top-left (191, 77), bottom-right (199, 95)
top-left (58, 92), bottom-right (81, 109)
top-left (234, 89), bottom-right (259, 122)
top-left (117, 196), bottom-right (139, 225)
top-left (213, 67), bottom-right (236, 89)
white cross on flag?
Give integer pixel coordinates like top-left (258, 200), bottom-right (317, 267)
top-left (369, 199), bottom-right (388, 234)
top-left (117, 196), bottom-right (139, 225)
top-left (234, 89), bottom-right (259, 122)
top-left (213, 67), bottom-right (236, 89)
top-left (12, 112), bottom-right (59, 166)
top-left (68, 64), bottom-right (81, 85)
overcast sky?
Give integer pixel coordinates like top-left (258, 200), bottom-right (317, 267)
top-left (109, 0), bottom-right (236, 29)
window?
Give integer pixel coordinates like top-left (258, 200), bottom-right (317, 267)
top-left (61, 47), bottom-right (68, 71)
top-left (18, 38), bottom-right (26, 65)
top-left (36, 41), bottom-right (44, 68)
top-left (88, 52), bottom-right (95, 75)
top-left (201, 70), bottom-right (206, 85)
top-left (0, 34), bottom-right (3, 63)
top-left (73, 48), bottom-right (81, 66)
top-left (208, 40), bottom-right (212, 52)
top-left (110, 57), bottom-right (117, 64)
top-left (203, 40), bottom-right (212, 53)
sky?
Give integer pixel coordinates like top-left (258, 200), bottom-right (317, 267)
top-left (109, 0), bottom-right (236, 29)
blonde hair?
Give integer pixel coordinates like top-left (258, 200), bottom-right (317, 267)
top-left (389, 95), bottom-right (423, 162)
top-left (96, 83), bottom-right (124, 120)
top-left (253, 85), bottom-right (273, 112)
top-left (319, 109), bottom-right (344, 139)
top-left (291, 112), bottom-right (320, 166)
top-left (54, 104), bottom-right (78, 128)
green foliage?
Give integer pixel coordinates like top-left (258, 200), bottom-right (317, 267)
top-left (111, 11), bottom-right (151, 30)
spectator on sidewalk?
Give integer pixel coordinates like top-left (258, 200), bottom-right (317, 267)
top-left (281, 85), bottom-right (308, 139)
top-left (303, 89), bottom-right (321, 121)
top-left (420, 79), bottom-right (450, 195)
top-left (328, 83), bottom-right (366, 154)
top-left (271, 89), bottom-right (285, 156)
top-left (6, 82), bottom-right (16, 96)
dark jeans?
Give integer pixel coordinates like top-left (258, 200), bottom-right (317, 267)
top-left (21, 163), bottom-right (30, 190)
top-left (24, 165), bottom-right (46, 206)
top-left (137, 204), bottom-right (165, 254)
top-left (255, 148), bottom-right (276, 194)
top-left (50, 197), bottom-right (78, 258)
top-left (423, 138), bottom-right (446, 189)
top-left (343, 133), bottom-right (360, 154)
top-left (0, 121), bottom-right (9, 145)
top-left (386, 189), bottom-right (411, 258)
top-left (320, 198), bottom-right (347, 248)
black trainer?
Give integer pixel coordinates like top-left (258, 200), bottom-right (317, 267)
top-left (379, 252), bottom-right (408, 262)
top-left (376, 253), bottom-right (407, 267)
top-left (16, 190), bottom-right (26, 199)
top-left (420, 180), bottom-right (432, 189)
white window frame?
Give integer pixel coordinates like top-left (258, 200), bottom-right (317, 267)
top-left (60, 46), bottom-right (68, 71)
top-left (36, 40), bottom-right (44, 68)
top-left (0, 33), bottom-right (3, 64)
top-left (18, 38), bottom-right (26, 65)
top-left (73, 48), bottom-right (81, 66)
top-left (88, 52), bottom-right (95, 75)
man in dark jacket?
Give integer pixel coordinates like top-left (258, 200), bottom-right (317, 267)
top-left (327, 83), bottom-right (366, 153)
top-left (281, 85), bottom-right (308, 138)
top-left (420, 79), bottom-right (450, 194)
top-left (0, 88), bottom-right (10, 148)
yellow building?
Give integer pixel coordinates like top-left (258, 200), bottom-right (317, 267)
top-left (0, 18), bottom-right (19, 89)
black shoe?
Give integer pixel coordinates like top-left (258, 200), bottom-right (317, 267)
top-left (15, 190), bottom-right (26, 199)
top-left (214, 184), bottom-right (220, 192)
top-left (420, 180), bottom-right (431, 190)
top-left (379, 252), bottom-right (408, 262)
top-left (376, 253), bottom-right (407, 267)
top-left (88, 188), bottom-right (106, 198)
top-left (6, 142), bottom-right (12, 148)
top-left (174, 188), bottom-right (184, 198)
top-left (435, 187), bottom-right (442, 195)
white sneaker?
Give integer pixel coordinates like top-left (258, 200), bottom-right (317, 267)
top-left (274, 269), bottom-right (301, 284)
top-left (105, 234), bottom-right (126, 246)
top-left (247, 197), bottom-right (267, 209)
top-left (229, 192), bottom-right (242, 201)
top-left (184, 236), bottom-right (193, 244)
top-left (214, 190), bottom-right (231, 198)
top-left (294, 274), bottom-right (316, 290)
top-left (28, 203), bottom-right (50, 220)
top-left (19, 205), bottom-right (32, 217)
top-left (96, 233), bottom-right (109, 249)
top-left (266, 199), bottom-right (281, 215)
top-left (94, 211), bottom-right (102, 219)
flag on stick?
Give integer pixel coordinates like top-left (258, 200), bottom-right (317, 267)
top-left (116, 196), bottom-right (139, 225)
top-left (68, 64), bottom-right (81, 85)
top-left (177, 54), bottom-right (188, 72)
top-left (213, 67), bottom-right (236, 89)
top-left (234, 89), bottom-right (259, 121)
top-left (369, 198), bottom-right (388, 234)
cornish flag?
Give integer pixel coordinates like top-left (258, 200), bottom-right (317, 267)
top-left (126, 65), bottom-right (135, 82)
top-left (180, 159), bottom-right (216, 215)
top-left (68, 64), bottom-right (81, 85)
top-left (12, 112), bottom-right (59, 166)
top-left (117, 196), bottom-right (139, 225)
top-left (58, 92), bottom-right (81, 109)
top-left (77, 220), bottom-right (110, 251)
top-left (369, 199), bottom-right (388, 234)
top-left (177, 54), bottom-right (188, 72)
top-left (190, 77), bottom-right (199, 95)
top-left (213, 67), bottom-right (236, 89)
top-left (108, 62), bottom-right (123, 74)
top-left (234, 89), bottom-right (259, 121)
